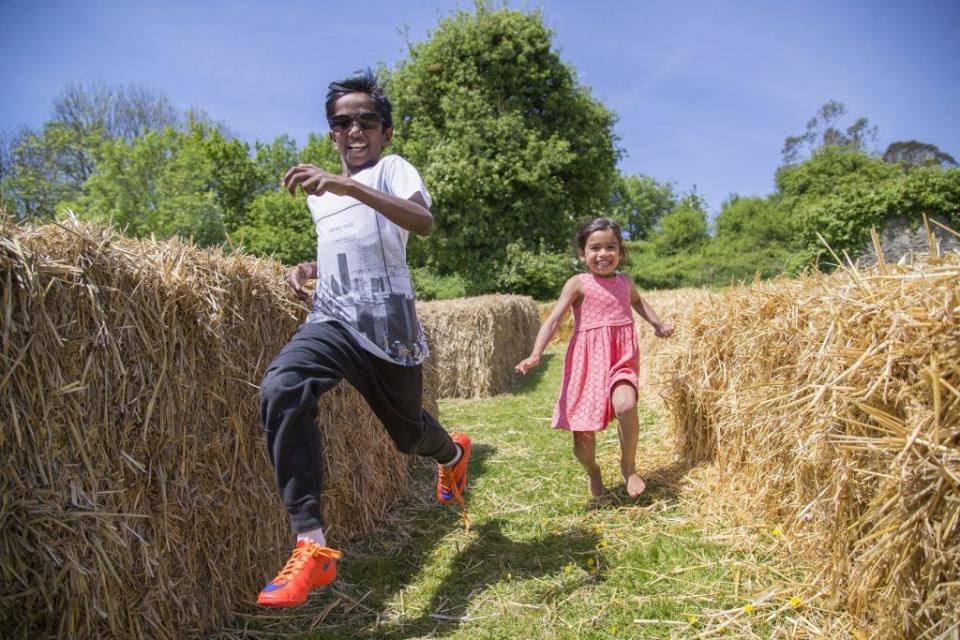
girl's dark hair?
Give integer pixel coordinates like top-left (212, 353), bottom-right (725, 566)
top-left (573, 217), bottom-right (627, 262)
top-left (325, 68), bottom-right (393, 129)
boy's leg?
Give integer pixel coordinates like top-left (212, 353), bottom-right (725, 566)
top-left (346, 357), bottom-right (471, 507)
top-left (347, 358), bottom-right (458, 463)
top-left (258, 322), bottom-right (376, 608)
top-left (611, 382), bottom-right (646, 497)
top-left (260, 322), bottom-right (365, 533)
top-left (572, 432), bottom-right (605, 497)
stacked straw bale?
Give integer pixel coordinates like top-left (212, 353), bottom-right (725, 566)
top-left (661, 252), bottom-right (960, 638)
top-left (0, 219), bottom-right (427, 639)
top-left (419, 295), bottom-right (539, 398)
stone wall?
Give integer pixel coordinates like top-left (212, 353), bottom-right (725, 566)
top-left (860, 215), bottom-right (960, 265)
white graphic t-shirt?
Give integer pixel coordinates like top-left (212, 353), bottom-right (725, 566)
top-left (305, 154), bottom-right (429, 366)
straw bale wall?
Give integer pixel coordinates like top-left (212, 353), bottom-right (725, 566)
top-left (419, 295), bottom-right (538, 398)
top-left (0, 220), bottom-right (429, 639)
top-left (661, 254), bottom-right (959, 638)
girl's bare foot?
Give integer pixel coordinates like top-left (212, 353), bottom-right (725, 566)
top-left (624, 473), bottom-right (646, 498)
top-left (588, 470), bottom-right (606, 497)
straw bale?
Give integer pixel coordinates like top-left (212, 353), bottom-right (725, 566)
top-left (661, 251), bottom-right (960, 638)
top-left (419, 295), bottom-right (539, 398)
top-left (0, 219), bottom-right (426, 639)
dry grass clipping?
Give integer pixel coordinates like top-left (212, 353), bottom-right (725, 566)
top-left (0, 218), bottom-right (429, 639)
top-left (419, 295), bottom-right (538, 398)
top-left (661, 249), bottom-right (960, 639)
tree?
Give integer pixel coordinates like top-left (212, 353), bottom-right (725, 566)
top-left (652, 191), bottom-right (708, 256)
top-left (234, 189), bottom-right (315, 265)
top-left (388, 2), bottom-right (619, 290)
top-left (196, 125), bottom-right (260, 231)
top-left (53, 82), bottom-right (179, 142)
top-left (714, 195), bottom-right (796, 246)
top-left (883, 140), bottom-right (957, 169)
top-left (608, 174), bottom-right (675, 240)
top-left (255, 135), bottom-right (301, 193)
top-left (74, 125), bottom-right (225, 245)
top-left (1, 83), bottom-right (182, 220)
top-left (782, 100), bottom-right (878, 165)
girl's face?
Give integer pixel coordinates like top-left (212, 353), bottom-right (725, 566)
top-left (580, 228), bottom-right (621, 276)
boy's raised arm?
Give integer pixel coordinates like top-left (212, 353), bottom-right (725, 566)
top-left (283, 163), bottom-right (434, 236)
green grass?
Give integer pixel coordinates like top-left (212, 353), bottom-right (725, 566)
top-left (225, 346), bottom-right (826, 639)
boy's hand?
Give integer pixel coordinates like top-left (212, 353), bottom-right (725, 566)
top-left (285, 263), bottom-right (315, 301)
top-left (282, 164), bottom-right (352, 197)
top-left (654, 323), bottom-right (674, 338)
top-left (515, 355), bottom-right (541, 375)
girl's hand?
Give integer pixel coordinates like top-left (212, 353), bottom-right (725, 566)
top-left (654, 323), bottom-right (674, 338)
top-left (515, 355), bottom-right (541, 375)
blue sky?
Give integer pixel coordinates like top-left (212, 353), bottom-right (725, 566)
top-left (2, 0), bottom-right (958, 215)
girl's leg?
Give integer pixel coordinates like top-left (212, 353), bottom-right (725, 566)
top-left (611, 382), bottom-right (646, 497)
top-left (572, 431), bottom-right (605, 497)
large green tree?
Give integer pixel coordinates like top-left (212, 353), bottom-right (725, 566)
top-left (73, 122), bottom-right (226, 245)
top-left (388, 2), bottom-right (619, 290)
top-left (609, 174), bottom-right (675, 241)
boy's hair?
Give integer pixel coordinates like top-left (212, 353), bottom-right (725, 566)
top-left (325, 68), bottom-right (393, 130)
top-left (573, 217), bottom-right (628, 262)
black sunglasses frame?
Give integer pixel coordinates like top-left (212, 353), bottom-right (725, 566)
top-left (328, 112), bottom-right (383, 132)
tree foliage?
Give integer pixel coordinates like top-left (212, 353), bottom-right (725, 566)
top-left (883, 140), bottom-right (958, 169)
top-left (782, 100), bottom-right (878, 165)
top-left (388, 3), bottom-right (619, 289)
top-left (608, 174), bottom-right (675, 240)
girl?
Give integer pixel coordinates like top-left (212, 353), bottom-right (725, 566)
top-left (515, 217), bottom-right (673, 498)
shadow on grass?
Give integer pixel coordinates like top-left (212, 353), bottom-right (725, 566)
top-left (505, 352), bottom-right (555, 395)
top-left (587, 457), bottom-right (697, 510)
top-left (382, 518), bottom-right (601, 639)
top-left (289, 440), bottom-right (603, 639)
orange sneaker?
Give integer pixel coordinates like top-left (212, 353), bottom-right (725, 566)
top-left (257, 539), bottom-right (342, 608)
top-left (437, 433), bottom-right (471, 506)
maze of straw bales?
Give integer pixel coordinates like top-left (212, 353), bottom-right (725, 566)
top-left (0, 219), bottom-right (534, 639)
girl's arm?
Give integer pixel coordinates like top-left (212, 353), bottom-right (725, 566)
top-left (515, 276), bottom-right (583, 374)
top-left (628, 278), bottom-right (674, 338)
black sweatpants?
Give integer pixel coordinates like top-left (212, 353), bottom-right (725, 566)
top-left (260, 321), bottom-right (457, 533)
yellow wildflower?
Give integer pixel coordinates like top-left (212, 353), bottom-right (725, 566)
top-left (790, 596), bottom-right (802, 608)
top-left (743, 603), bottom-right (755, 613)
top-left (771, 527), bottom-right (782, 537)
top-left (687, 615), bottom-right (699, 624)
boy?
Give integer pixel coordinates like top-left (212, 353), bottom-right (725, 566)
top-left (256, 69), bottom-right (471, 608)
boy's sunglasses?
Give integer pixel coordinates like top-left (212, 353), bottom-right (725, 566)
top-left (328, 112), bottom-right (383, 132)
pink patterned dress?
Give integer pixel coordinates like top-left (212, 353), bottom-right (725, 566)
top-left (552, 273), bottom-right (639, 432)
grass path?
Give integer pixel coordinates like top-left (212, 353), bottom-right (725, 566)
top-left (226, 346), bottom-right (823, 639)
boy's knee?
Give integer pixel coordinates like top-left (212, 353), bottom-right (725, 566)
top-left (260, 369), bottom-right (305, 407)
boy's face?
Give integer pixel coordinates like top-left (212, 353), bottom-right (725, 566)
top-left (328, 92), bottom-right (392, 175)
